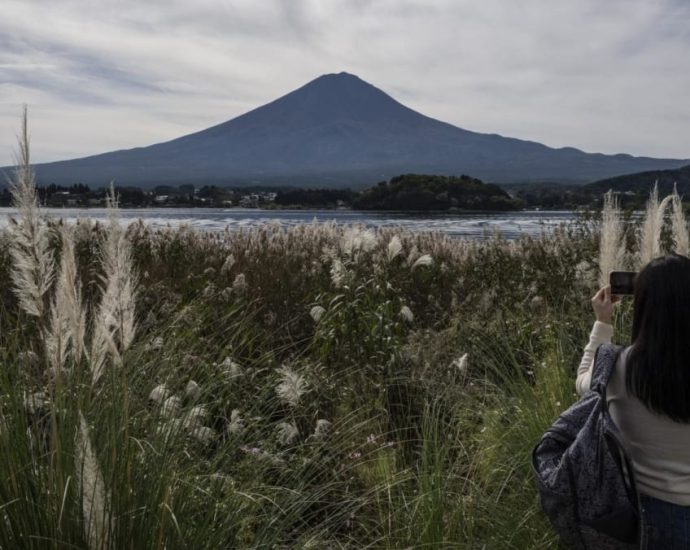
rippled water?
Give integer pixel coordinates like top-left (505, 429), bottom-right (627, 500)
top-left (0, 207), bottom-right (579, 240)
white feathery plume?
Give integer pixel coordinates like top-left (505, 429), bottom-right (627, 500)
top-left (658, 194), bottom-right (673, 252)
top-left (45, 226), bottom-right (87, 373)
top-left (8, 106), bottom-right (55, 321)
top-left (276, 421), bottom-right (299, 445)
top-left (400, 305), bottom-right (414, 323)
top-left (387, 235), bottom-right (403, 262)
top-left (76, 412), bottom-right (111, 550)
top-left (359, 229), bottom-right (378, 252)
top-left (451, 353), bottom-right (469, 374)
top-left (340, 227), bottom-right (377, 257)
top-left (275, 365), bottom-right (308, 407)
top-left (220, 254), bottom-right (235, 275)
top-left (670, 183), bottom-right (689, 256)
top-left (310, 305), bottom-right (326, 322)
top-left (220, 357), bottom-right (243, 379)
top-left (90, 184), bottom-right (137, 384)
top-left (411, 254), bottom-right (433, 269)
top-left (637, 183), bottom-right (671, 267)
top-left (598, 190), bottom-right (627, 287)
top-left (226, 409), bottom-right (244, 435)
top-left (161, 396), bottom-right (182, 418)
top-left (182, 405), bottom-right (208, 430)
top-left (329, 259), bottom-right (346, 288)
top-left (148, 384), bottom-right (170, 404)
top-left (406, 245), bottom-right (420, 266)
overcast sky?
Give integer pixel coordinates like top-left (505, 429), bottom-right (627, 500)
top-left (1, 0), bottom-right (690, 167)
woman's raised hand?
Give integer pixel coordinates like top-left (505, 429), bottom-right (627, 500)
top-left (591, 286), bottom-right (620, 325)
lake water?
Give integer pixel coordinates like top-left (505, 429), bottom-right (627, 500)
top-left (0, 207), bottom-right (579, 240)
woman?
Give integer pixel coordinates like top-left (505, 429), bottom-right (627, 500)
top-left (578, 254), bottom-right (690, 547)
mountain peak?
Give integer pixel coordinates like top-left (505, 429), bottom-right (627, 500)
top-left (310, 71), bottom-right (364, 84)
top-left (321, 71), bottom-right (360, 79)
top-left (229, 71), bottom-right (410, 130)
top-left (299, 71), bottom-right (382, 96)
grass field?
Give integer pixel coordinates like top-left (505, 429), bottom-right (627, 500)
top-left (1, 121), bottom-right (685, 548)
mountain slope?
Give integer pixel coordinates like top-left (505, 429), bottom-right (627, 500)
top-left (12, 72), bottom-right (690, 187)
top-left (586, 164), bottom-right (690, 195)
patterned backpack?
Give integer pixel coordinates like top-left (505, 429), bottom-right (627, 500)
top-left (532, 343), bottom-right (641, 549)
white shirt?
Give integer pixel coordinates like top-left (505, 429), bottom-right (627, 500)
top-left (577, 321), bottom-right (690, 506)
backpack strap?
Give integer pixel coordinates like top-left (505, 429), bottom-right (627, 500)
top-left (589, 343), bottom-right (625, 395)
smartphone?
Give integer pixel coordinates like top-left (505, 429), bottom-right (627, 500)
top-left (609, 271), bottom-right (637, 296)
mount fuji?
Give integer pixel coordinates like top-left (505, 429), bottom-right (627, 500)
top-left (16, 72), bottom-right (690, 187)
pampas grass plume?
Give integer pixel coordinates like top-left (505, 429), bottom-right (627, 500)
top-left (400, 305), bottom-right (414, 323)
top-left (276, 422), bottom-right (299, 445)
top-left (412, 254), bottom-right (433, 269)
top-left (45, 226), bottom-right (86, 373)
top-left (275, 366), bottom-right (308, 407)
top-left (310, 305), bottom-right (326, 322)
top-left (148, 384), bottom-right (170, 404)
top-left (8, 107), bottom-right (55, 321)
top-left (671, 183), bottom-right (689, 256)
top-left (226, 409), bottom-right (244, 435)
top-left (598, 190), bottom-right (627, 287)
top-left (90, 184), bottom-right (138, 384)
top-left (452, 353), bottom-right (469, 374)
top-left (220, 357), bottom-right (243, 379)
top-left (161, 396), bottom-right (182, 418)
top-left (76, 413), bottom-right (111, 550)
top-left (637, 182), bottom-right (672, 267)
top-left (387, 235), bottom-right (403, 262)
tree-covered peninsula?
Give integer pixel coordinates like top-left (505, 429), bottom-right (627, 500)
top-left (353, 174), bottom-right (521, 211)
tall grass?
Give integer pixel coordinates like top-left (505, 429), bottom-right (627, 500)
top-left (598, 190), bottom-right (626, 287)
top-left (8, 107), bottom-right (54, 325)
top-left (1, 124), bottom-right (688, 548)
top-left (671, 183), bottom-right (689, 256)
top-left (90, 184), bottom-right (137, 384)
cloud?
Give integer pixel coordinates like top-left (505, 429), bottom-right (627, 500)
top-left (1, 0), bottom-right (689, 166)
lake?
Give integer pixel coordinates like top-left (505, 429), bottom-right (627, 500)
top-left (0, 207), bottom-right (579, 240)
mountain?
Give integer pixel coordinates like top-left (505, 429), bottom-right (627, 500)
top-left (9, 72), bottom-right (690, 188)
top-left (586, 164), bottom-right (690, 195)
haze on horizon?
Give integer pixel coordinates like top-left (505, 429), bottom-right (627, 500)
top-left (1, 0), bottom-right (690, 168)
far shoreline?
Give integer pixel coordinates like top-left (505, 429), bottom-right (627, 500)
top-left (0, 204), bottom-right (580, 214)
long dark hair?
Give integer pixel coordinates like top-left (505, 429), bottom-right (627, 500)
top-left (626, 254), bottom-right (690, 422)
